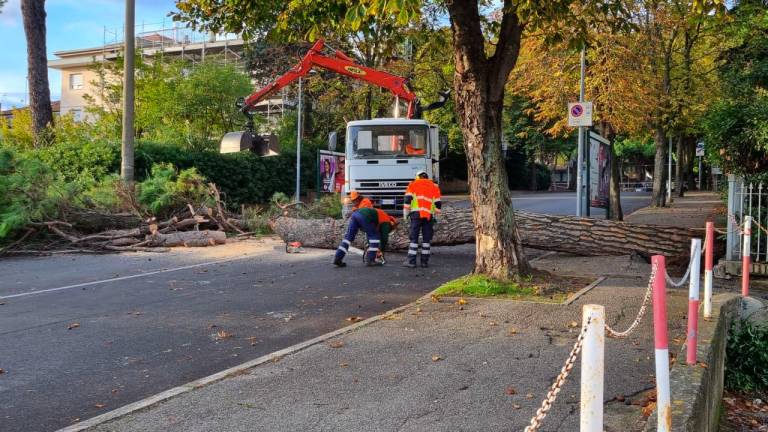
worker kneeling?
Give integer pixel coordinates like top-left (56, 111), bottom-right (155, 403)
top-left (333, 206), bottom-right (396, 268)
top-left (403, 171), bottom-right (442, 268)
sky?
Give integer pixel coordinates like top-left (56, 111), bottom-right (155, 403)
top-left (0, 0), bottom-right (178, 109)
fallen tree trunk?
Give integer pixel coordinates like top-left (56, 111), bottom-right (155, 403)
top-left (147, 230), bottom-right (227, 247)
top-left (271, 207), bottom-right (698, 258)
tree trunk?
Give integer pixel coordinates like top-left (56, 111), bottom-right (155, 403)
top-left (599, 121), bottom-right (622, 220)
top-left (271, 208), bottom-right (697, 259)
top-left (686, 137), bottom-right (697, 191)
top-left (21, 0), bottom-right (53, 145)
top-left (147, 230), bottom-right (226, 247)
top-left (447, 0), bottom-right (529, 279)
top-left (651, 127), bottom-right (667, 207)
top-left (676, 135), bottom-right (685, 198)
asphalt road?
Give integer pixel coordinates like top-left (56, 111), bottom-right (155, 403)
top-left (446, 191), bottom-right (651, 217)
top-left (0, 240), bottom-right (478, 432)
top-left (0, 191), bottom-right (650, 432)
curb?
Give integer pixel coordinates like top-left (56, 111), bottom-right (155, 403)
top-left (56, 293), bottom-right (432, 432)
top-left (564, 276), bottom-right (607, 305)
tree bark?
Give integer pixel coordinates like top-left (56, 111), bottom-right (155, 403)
top-left (446, 0), bottom-right (529, 279)
top-left (21, 0), bottom-right (53, 145)
top-left (676, 135), bottom-right (685, 197)
top-left (147, 230), bottom-right (226, 247)
top-left (271, 208), bottom-right (697, 259)
top-left (651, 126), bottom-right (667, 207)
top-left (599, 121), bottom-right (622, 220)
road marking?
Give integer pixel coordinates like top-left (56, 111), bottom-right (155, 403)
top-left (0, 255), bottom-right (256, 300)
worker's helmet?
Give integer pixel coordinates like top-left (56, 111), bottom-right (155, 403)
top-left (349, 190), bottom-right (361, 201)
top-left (416, 170), bottom-right (429, 179)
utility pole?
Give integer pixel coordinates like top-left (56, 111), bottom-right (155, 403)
top-left (295, 77), bottom-right (303, 203)
top-left (576, 47), bottom-right (586, 217)
top-left (121, 0), bottom-right (135, 182)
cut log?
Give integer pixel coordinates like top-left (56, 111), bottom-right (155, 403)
top-left (270, 207), bottom-right (698, 258)
top-left (65, 211), bottom-right (142, 233)
top-left (147, 230), bottom-right (227, 247)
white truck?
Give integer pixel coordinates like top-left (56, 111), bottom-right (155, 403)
top-left (342, 118), bottom-right (447, 216)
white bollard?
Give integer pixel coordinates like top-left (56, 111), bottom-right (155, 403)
top-left (703, 222), bottom-right (714, 319)
top-left (580, 304), bottom-right (605, 432)
top-left (686, 239), bottom-right (702, 365)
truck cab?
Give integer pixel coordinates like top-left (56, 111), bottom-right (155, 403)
top-left (343, 118), bottom-right (447, 216)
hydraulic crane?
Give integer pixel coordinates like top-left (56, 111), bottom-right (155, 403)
top-left (220, 39), bottom-right (448, 155)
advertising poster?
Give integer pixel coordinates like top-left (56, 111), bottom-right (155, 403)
top-left (319, 150), bottom-right (345, 193)
top-left (589, 132), bottom-right (611, 209)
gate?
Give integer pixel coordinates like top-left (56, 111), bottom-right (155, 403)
top-left (725, 175), bottom-right (768, 275)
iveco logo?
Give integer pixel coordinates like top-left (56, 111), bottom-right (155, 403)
top-left (379, 181), bottom-right (397, 188)
top-left (344, 66), bottom-right (366, 75)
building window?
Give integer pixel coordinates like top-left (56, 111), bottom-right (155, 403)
top-left (69, 73), bottom-right (83, 90)
top-left (70, 108), bottom-right (83, 122)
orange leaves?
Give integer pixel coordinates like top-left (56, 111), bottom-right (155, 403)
top-left (215, 330), bottom-right (234, 340)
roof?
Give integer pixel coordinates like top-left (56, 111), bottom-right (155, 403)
top-left (1, 101), bottom-right (61, 116)
top-left (346, 118), bottom-right (430, 127)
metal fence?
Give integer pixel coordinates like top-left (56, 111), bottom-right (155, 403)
top-left (725, 175), bottom-right (767, 267)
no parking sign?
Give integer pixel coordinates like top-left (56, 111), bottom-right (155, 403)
top-left (568, 102), bottom-right (593, 127)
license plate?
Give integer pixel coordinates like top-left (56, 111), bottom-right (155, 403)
top-left (381, 199), bottom-right (395, 205)
top-left (379, 181), bottom-right (397, 188)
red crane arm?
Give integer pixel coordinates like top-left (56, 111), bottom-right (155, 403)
top-left (242, 39), bottom-right (419, 118)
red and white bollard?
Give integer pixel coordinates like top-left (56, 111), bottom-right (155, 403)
top-left (652, 255), bottom-right (672, 432)
top-left (686, 239), bottom-right (702, 365)
top-left (742, 216), bottom-right (752, 297)
top-left (703, 222), bottom-right (714, 319)
top-left (580, 304), bottom-right (605, 432)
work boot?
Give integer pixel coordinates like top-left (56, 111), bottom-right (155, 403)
top-left (366, 261), bottom-right (383, 267)
top-left (420, 258), bottom-right (429, 268)
top-left (333, 257), bottom-right (346, 268)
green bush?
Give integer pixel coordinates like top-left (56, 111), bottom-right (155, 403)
top-left (34, 138), bottom-right (119, 184)
top-left (0, 149), bottom-right (74, 239)
top-left (725, 319), bottom-right (768, 392)
top-left (135, 141), bottom-right (315, 208)
top-left (137, 163), bottom-right (212, 217)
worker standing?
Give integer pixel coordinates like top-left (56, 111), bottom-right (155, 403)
top-left (402, 171), bottom-right (441, 268)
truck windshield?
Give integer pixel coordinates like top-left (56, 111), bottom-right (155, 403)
top-left (348, 125), bottom-right (428, 158)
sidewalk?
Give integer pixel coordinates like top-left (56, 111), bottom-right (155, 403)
top-left (75, 193), bottom-right (725, 432)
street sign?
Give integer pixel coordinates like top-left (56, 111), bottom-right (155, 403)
top-left (568, 102), bottom-right (593, 127)
top-left (712, 166), bottom-right (722, 175)
top-left (696, 142), bottom-right (705, 157)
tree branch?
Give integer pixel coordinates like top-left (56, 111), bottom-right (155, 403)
top-left (488, 0), bottom-right (523, 101)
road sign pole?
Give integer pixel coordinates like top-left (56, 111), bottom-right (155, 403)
top-left (576, 47), bottom-right (586, 217)
top-left (698, 157), bottom-right (703, 190)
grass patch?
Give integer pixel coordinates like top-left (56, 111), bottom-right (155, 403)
top-left (433, 272), bottom-right (593, 303)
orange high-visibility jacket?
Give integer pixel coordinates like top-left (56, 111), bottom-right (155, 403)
top-left (403, 178), bottom-right (441, 220)
top-left (353, 197), bottom-right (374, 210)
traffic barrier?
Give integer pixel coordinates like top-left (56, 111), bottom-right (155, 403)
top-left (652, 255), bottom-right (672, 432)
top-left (686, 239), bottom-right (701, 365)
top-left (703, 222), bottom-right (714, 319)
top-left (742, 216), bottom-right (751, 297)
top-left (580, 305), bottom-right (605, 432)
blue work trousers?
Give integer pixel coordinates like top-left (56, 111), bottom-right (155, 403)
top-left (335, 211), bottom-right (380, 263)
top-left (407, 214), bottom-right (434, 265)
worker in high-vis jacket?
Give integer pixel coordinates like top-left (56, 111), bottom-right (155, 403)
top-left (333, 207), bottom-right (396, 268)
top-left (402, 171), bottom-right (441, 268)
top-left (349, 190), bottom-right (373, 210)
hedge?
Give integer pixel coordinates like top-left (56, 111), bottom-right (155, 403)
top-left (136, 142), bottom-right (316, 208)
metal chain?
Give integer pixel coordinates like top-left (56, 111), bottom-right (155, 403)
top-left (753, 218), bottom-right (768, 236)
top-left (523, 317), bottom-right (591, 432)
top-left (605, 263), bottom-right (657, 339)
top-left (664, 254), bottom-right (693, 287)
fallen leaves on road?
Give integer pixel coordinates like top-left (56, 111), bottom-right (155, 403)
top-left (94, 403), bottom-right (106, 409)
top-left (0, 368), bottom-right (5, 374)
top-left (508, 328), bottom-right (518, 335)
top-left (568, 321), bottom-right (579, 328)
top-left (215, 330), bottom-right (234, 340)
top-left (328, 340), bottom-right (344, 349)
top-left (430, 294), bottom-right (439, 303)
top-left (128, 311), bottom-right (143, 316)
top-left (489, 321), bottom-right (498, 327)
top-left (641, 401), bottom-right (657, 417)
top-left (415, 307), bottom-right (423, 313)
top-left (346, 316), bottom-right (363, 323)
top-left (723, 391), bottom-right (768, 431)
top-left (431, 355), bottom-right (442, 362)
top-left (505, 387), bottom-right (517, 395)
top-left (246, 336), bottom-right (259, 346)
top-left (525, 393), bottom-right (534, 399)
top-left (339, 362), bottom-right (349, 368)
top-left (68, 323), bottom-right (80, 330)
top-left (456, 298), bottom-right (468, 305)
top-left (382, 312), bottom-right (403, 320)
top-left (512, 404), bottom-right (521, 409)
